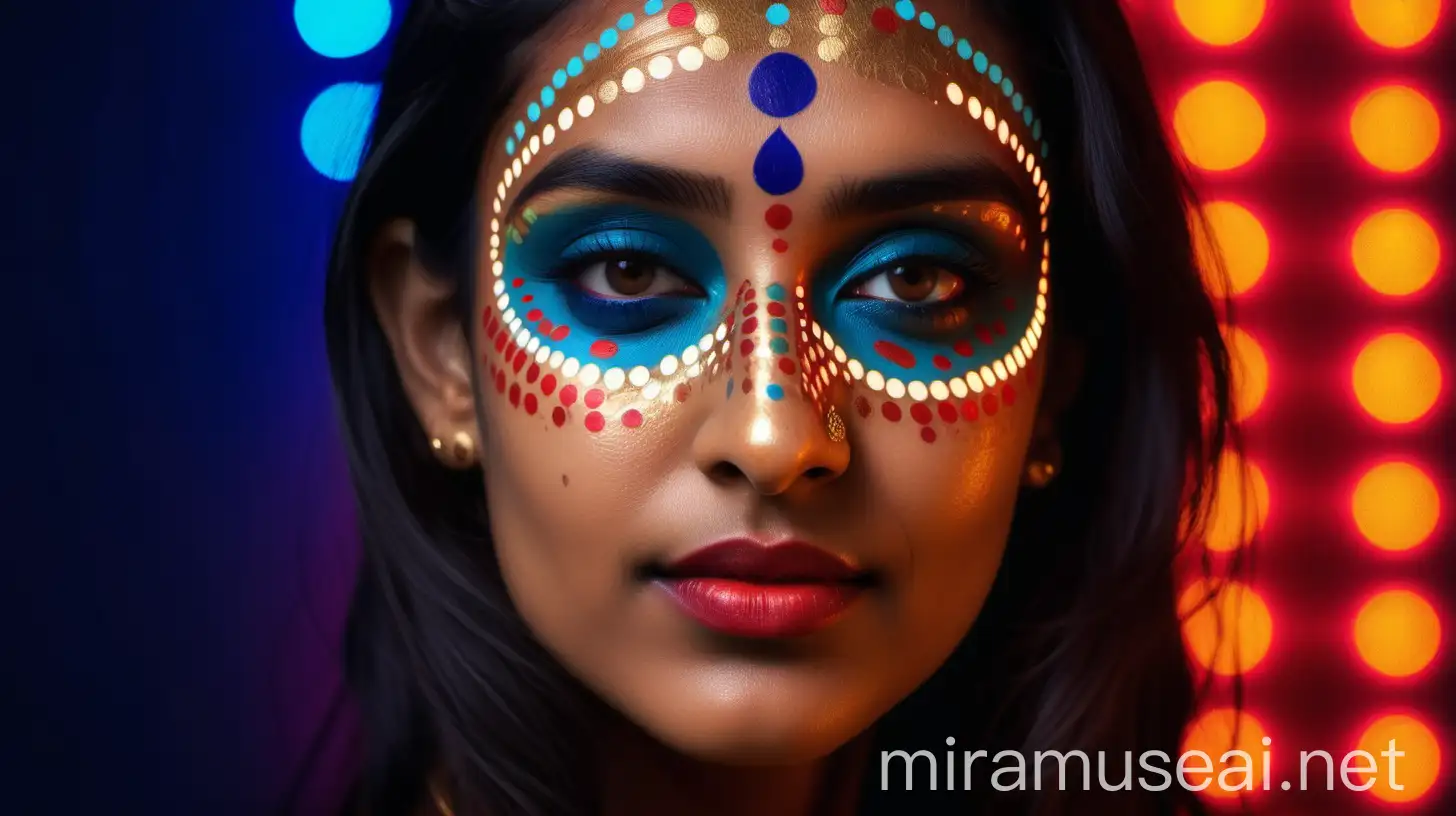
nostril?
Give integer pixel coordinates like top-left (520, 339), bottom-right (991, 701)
top-left (804, 466), bottom-right (835, 481)
top-left (706, 461), bottom-right (746, 485)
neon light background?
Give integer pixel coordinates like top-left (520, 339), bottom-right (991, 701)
top-left (277, 3), bottom-right (1454, 811)
top-left (3, 1), bottom-right (1448, 813)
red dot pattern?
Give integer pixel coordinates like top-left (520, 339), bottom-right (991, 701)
top-left (477, 281), bottom-right (743, 433)
top-left (874, 339), bottom-right (918, 369)
top-left (667, 1), bottom-right (696, 27)
top-left (765, 204), bottom-right (794, 229)
top-left (788, 293), bottom-right (1037, 446)
top-left (871, 7), bottom-right (899, 33)
top-left (765, 204), bottom-right (794, 254)
top-left (585, 412), bottom-right (605, 432)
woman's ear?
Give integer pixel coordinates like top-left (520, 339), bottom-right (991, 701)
top-left (369, 219), bottom-right (480, 466)
top-left (1024, 336), bottom-right (1084, 488)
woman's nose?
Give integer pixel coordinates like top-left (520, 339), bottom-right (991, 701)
top-left (691, 282), bottom-right (849, 497)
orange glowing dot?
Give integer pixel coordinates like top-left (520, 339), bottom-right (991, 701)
top-left (1175, 0), bottom-right (1267, 45)
top-left (1353, 462), bottom-right (1441, 551)
top-left (1354, 714), bottom-right (1442, 802)
top-left (1351, 0), bottom-right (1444, 49)
top-left (1196, 202), bottom-right (1270, 297)
top-left (1175, 81), bottom-right (1267, 171)
top-left (1353, 209), bottom-right (1441, 296)
top-left (1180, 580), bottom-right (1273, 675)
top-left (1352, 333), bottom-right (1443, 424)
top-left (1355, 590), bottom-right (1442, 677)
top-left (1351, 86), bottom-right (1442, 173)
top-left (1181, 708), bottom-right (1270, 797)
top-left (1205, 451), bottom-right (1269, 552)
top-left (1224, 326), bottom-right (1269, 420)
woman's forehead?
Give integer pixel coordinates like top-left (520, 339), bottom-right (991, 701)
top-left (485, 0), bottom-right (1049, 202)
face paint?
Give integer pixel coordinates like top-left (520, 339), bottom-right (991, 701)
top-left (491, 201), bottom-right (734, 427)
top-left (481, 0), bottom-right (1052, 444)
top-left (801, 202), bottom-right (1042, 443)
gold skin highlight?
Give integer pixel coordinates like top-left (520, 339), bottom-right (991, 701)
top-left (373, 1), bottom-right (1066, 811)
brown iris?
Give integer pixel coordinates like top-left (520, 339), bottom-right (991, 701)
top-left (886, 265), bottom-right (942, 302)
top-left (604, 258), bottom-right (656, 296)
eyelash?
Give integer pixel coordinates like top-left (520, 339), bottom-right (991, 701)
top-left (842, 255), bottom-right (992, 302)
top-left (839, 231), bottom-right (999, 300)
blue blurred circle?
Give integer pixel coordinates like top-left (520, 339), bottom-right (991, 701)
top-left (301, 82), bottom-right (380, 181)
top-left (294, 0), bottom-right (391, 59)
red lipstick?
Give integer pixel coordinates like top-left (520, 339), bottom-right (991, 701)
top-left (655, 539), bottom-right (867, 638)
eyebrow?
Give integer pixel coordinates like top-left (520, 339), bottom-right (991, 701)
top-left (509, 147), bottom-right (733, 218)
top-left (821, 160), bottom-right (1036, 224)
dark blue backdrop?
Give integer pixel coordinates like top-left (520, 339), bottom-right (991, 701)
top-left (5, 0), bottom-right (379, 810)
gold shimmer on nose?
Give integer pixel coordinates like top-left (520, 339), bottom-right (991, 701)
top-left (825, 406), bottom-right (847, 443)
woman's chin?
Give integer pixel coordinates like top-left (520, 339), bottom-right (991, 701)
top-left (610, 682), bottom-right (874, 766)
top-left (650, 720), bottom-right (854, 767)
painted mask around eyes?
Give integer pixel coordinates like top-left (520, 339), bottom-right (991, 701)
top-left (479, 0), bottom-right (1051, 443)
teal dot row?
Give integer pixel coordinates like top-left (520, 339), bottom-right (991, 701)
top-left (892, 0), bottom-right (1047, 157)
top-left (504, 0), bottom-right (674, 155)
top-left (503, 0), bottom-right (1047, 162)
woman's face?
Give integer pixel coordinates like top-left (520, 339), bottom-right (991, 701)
top-left (400, 0), bottom-right (1056, 763)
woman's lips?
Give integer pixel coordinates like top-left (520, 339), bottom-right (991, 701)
top-left (653, 539), bottom-right (868, 638)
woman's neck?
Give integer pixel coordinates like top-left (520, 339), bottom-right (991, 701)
top-left (597, 714), bottom-right (869, 816)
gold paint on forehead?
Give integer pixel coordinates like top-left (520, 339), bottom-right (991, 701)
top-left (486, 1), bottom-right (1046, 191)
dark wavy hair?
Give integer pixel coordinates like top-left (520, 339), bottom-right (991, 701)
top-left (311, 1), bottom-right (1245, 814)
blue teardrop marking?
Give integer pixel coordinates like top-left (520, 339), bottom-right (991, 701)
top-left (753, 128), bottom-right (804, 195)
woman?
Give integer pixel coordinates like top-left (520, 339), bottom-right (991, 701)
top-left (321, 0), bottom-right (1242, 813)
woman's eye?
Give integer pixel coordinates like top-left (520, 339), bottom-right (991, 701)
top-left (851, 264), bottom-right (964, 304)
top-left (576, 256), bottom-right (698, 299)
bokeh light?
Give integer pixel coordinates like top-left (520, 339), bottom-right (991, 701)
top-left (1355, 590), bottom-right (1442, 677)
top-left (1353, 462), bottom-right (1442, 551)
top-left (1181, 708), bottom-right (1270, 797)
top-left (1196, 201), bottom-right (1270, 296)
top-left (1353, 208), bottom-right (1441, 296)
top-left (1352, 333), bottom-right (1443, 424)
top-left (1175, 81), bottom-right (1268, 171)
top-left (1181, 580), bottom-right (1273, 675)
top-left (1351, 86), bottom-right (1442, 173)
top-left (301, 82), bottom-right (381, 182)
top-left (1351, 0), bottom-right (1444, 49)
top-left (1205, 451), bottom-right (1270, 552)
top-left (1354, 714), bottom-right (1442, 802)
top-left (1175, 0), bottom-right (1267, 46)
top-left (294, 0), bottom-right (392, 59)
top-left (1225, 326), bottom-right (1270, 420)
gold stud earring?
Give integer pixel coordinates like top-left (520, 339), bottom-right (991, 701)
top-left (1025, 459), bottom-right (1058, 488)
top-left (824, 407), bottom-right (846, 443)
top-left (431, 431), bottom-right (477, 467)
